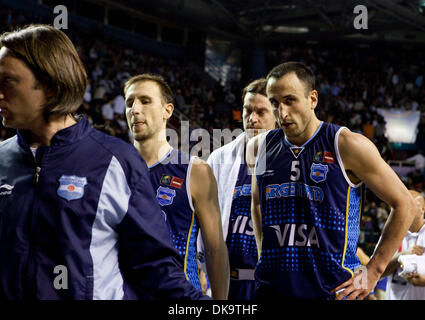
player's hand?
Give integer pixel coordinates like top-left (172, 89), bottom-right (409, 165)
top-left (401, 245), bottom-right (424, 256)
top-left (331, 266), bottom-right (380, 300)
top-left (405, 273), bottom-right (425, 287)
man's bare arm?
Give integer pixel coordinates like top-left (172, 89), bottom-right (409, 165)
top-left (333, 129), bottom-right (416, 300)
top-left (191, 159), bottom-right (230, 300)
top-left (246, 133), bottom-right (266, 260)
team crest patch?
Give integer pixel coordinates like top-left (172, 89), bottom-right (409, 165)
top-left (310, 163), bottom-right (328, 183)
top-left (156, 186), bottom-right (176, 206)
top-left (57, 175), bottom-right (87, 201)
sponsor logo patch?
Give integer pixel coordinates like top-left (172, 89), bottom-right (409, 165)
top-left (233, 184), bottom-right (251, 199)
top-left (323, 151), bottom-right (335, 164)
top-left (57, 175), bottom-right (87, 201)
top-left (160, 175), bottom-right (184, 189)
top-left (313, 151), bottom-right (323, 162)
top-left (313, 150), bottom-right (334, 164)
top-left (160, 175), bottom-right (172, 186)
top-left (170, 177), bottom-right (184, 189)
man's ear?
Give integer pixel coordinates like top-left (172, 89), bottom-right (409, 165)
top-left (310, 90), bottom-right (318, 110)
top-left (163, 103), bottom-right (174, 121)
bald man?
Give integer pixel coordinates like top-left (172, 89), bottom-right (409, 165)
top-left (381, 190), bottom-right (425, 300)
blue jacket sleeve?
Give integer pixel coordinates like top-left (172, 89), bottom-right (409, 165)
top-left (116, 160), bottom-right (210, 300)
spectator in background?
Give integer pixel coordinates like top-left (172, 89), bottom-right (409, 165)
top-left (175, 88), bottom-right (186, 110)
top-left (231, 104), bottom-right (242, 125)
top-left (376, 202), bottom-right (389, 231)
top-left (407, 149), bottom-right (425, 173)
top-left (113, 92), bottom-right (126, 115)
top-left (381, 190), bottom-right (425, 300)
top-left (101, 95), bottom-right (114, 121)
top-left (356, 247), bottom-right (386, 300)
top-left (362, 120), bottom-right (374, 139)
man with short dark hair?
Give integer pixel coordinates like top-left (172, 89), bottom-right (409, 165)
top-left (206, 78), bottom-right (277, 300)
top-left (248, 61), bottom-right (417, 300)
top-left (124, 73), bottom-right (230, 300)
top-left (0, 25), bottom-right (206, 300)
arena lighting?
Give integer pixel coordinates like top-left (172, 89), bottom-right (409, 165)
top-left (377, 108), bottom-right (420, 144)
top-left (262, 25), bottom-right (309, 33)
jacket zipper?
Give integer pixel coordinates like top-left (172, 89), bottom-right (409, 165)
top-left (34, 166), bottom-right (41, 185)
top-left (26, 156), bottom-right (42, 299)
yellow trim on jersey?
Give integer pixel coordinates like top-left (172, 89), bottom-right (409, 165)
top-left (184, 210), bottom-right (196, 280)
top-left (357, 186), bottom-right (363, 237)
top-left (341, 186), bottom-right (354, 277)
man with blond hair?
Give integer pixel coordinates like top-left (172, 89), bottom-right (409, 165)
top-left (124, 74), bottom-right (229, 300)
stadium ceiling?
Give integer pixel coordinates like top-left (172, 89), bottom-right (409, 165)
top-left (118, 0), bottom-right (425, 43)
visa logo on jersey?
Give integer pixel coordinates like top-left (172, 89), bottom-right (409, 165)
top-left (265, 182), bottom-right (324, 202)
top-left (231, 215), bottom-right (254, 236)
top-left (270, 224), bottom-right (320, 248)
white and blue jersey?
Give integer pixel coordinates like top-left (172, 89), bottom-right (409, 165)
top-left (148, 149), bottom-right (201, 291)
top-left (226, 162), bottom-right (257, 299)
top-left (227, 163), bottom-right (257, 270)
top-left (255, 122), bottom-right (364, 299)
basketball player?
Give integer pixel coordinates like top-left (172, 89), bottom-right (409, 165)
top-left (0, 25), bottom-right (207, 300)
top-left (247, 61), bottom-right (417, 300)
top-left (206, 78), bottom-right (277, 300)
top-left (124, 74), bottom-right (230, 300)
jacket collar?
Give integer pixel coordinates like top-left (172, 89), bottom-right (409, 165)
top-left (17, 115), bottom-right (92, 149)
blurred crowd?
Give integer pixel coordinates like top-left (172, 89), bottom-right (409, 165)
top-left (1, 4), bottom-right (424, 259)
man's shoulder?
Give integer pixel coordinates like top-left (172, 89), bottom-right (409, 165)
top-left (212, 132), bottom-right (245, 153)
top-left (89, 130), bottom-right (146, 171)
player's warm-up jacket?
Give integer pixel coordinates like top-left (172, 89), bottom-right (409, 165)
top-left (0, 116), bottom-right (206, 300)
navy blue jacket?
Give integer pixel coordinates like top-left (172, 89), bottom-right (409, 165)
top-left (0, 117), bottom-right (206, 300)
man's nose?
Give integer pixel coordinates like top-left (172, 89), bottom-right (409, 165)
top-left (279, 103), bottom-right (289, 120)
top-left (131, 100), bottom-right (142, 115)
top-left (249, 112), bottom-right (258, 123)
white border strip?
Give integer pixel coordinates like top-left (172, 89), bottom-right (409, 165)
top-left (186, 156), bottom-right (196, 212)
top-left (334, 127), bottom-right (362, 188)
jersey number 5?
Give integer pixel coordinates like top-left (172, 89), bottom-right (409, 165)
top-left (290, 161), bottom-right (300, 181)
